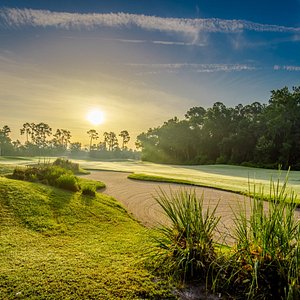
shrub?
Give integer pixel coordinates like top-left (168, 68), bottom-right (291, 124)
top-left (11, 164), bottom-right (84, 193)
top-left (12, 168), bottom-right (26, 180)
top-left (43, 166), bottom-right (69, 185)
top-left (216, 155), bottom-right (227, 164)
top-left (52, 158), bottom-right (80, 173)
top-left (81, 186), bottom-right (96, 197)
top-left (212, 177), bottom-right (300, 299)
top-left (56, 174), bottom-right (80, 192)
top-left (12, 167), bottom-right (41, 181)
top-left (152, 189), bottom-right (220, 282)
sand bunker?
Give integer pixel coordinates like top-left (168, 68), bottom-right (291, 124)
top-left (84, 170), bottom-right (300, 244)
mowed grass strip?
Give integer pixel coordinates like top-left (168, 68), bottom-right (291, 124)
top-left (128, 173), bottom-right (300, 205)
top-left (128, 173), bottom-right (238, 192)
top-left (0, 177), bottom-right (175, 299)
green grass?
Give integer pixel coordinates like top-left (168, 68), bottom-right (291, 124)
top-left (77, 177), bottom-right (105, 190)
top-left (0, 156), bottom-right (34, 161)
top-left (128, 173), bottom-right (242, 192)
top-left (129, 173), bottom-right (200, 186)
top-left (0, 176), bottom-right (175, 299)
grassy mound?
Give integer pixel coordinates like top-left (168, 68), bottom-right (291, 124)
top-left (0, 176), bottom-right (175, 299)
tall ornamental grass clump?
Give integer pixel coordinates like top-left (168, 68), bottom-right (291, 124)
top-left (153, 189), bottom-right (220, 282)
top-left (213, 178), bottom-right (300, 299)
top-left (52, 158), bottom-right (80, 173)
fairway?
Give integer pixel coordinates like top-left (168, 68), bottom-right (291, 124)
top-left (2, 157), bottom-right (300, 197)
top-left (75, 160), bottom-right (300, 198)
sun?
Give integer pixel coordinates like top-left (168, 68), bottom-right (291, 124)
top-left (86, 109), bottom-right (105, 125)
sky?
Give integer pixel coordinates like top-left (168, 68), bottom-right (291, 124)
top-left (0, 0), bottom-right (300, 148)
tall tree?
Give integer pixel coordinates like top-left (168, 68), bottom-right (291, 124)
top-left (201, 102), bottom-right (233, 162)
top-left (185, 106), bottom-right (206, 128)
top-left (69, 142), bottom-right (82, 154)
top-left (256, 86), bottom-right (300, 168)
top-left (104, 132), bottom-right (119, 151)
top-left (0, 125), bottom-right (12, 156)
top-left (20, 122), bottom-right (35, 143)
top-left (32, 123), bottom-right (52, 149)
top-left (53, 129), bottom-right (72, 149)
top-left (137, 117), bottom-right (199, 163)
top-left (119, 130), bottom-right (130, 150)
top-left (220, 102), bottom-right (264, 163)
top-left (1, 125), bottom-right (11, 137)
top-left (87, 129), bottom-right (99, 151)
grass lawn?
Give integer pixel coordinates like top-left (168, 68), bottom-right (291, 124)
top-left (0, 174), bottom-right (175, 299)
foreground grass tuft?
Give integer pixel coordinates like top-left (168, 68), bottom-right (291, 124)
top-left (152, 189), bottom-right (220, 282)
top-left (0, 176), bottom-right (175, 299)
top-left (212, 178), bottom-right (300, 299)
top-left (149, 179), bottom-right (300, 299)
top-left (52, 157), bottom-right (89, 174)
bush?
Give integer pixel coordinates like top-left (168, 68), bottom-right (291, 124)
top-left (216, 155), bottom-right (227, 164)
top-left (52, 158), bottom-right (80, 173)
top-left (56, 174), bottom-right (80, 192)
top-left (81, 186), bottom-right (96, 197)
top-left (11, 165), bottom-right (81, 192)
top-left (12, 168), bottom-right (26, 180)
top-left (152, 189), bottom-right (220, 282)
top-left (43, 166), bottom-right (69, 185)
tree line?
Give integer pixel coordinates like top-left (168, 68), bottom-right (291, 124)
top-left (137, 86), bottom-right (300, 170)
top-left (0, 123), bottom-right (139, 159)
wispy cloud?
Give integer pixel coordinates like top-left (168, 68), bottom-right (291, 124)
top-left (152, 40), bottom-right (205, 46)
top-left (105, 38), bottom-right (205, 46)
top-left (274, 65), bottom-right (300, 71)
top-left (124, 63), bottom-right (256, 74)
top-left (1, 8), bottom-right (300, 38)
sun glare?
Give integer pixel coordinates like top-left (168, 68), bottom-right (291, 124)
top-left (86, 109), bottom-right (105, 125)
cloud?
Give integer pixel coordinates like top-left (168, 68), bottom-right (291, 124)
top-left (104, 38), bottom-right (205, 46)
top-left (274, 65), bottom-right (300, 71)
top-left (1, 8), bottom-right (300, 39)
top-left (124, 63), bottom-right (256, 74)
top-left (152, 40), bottom-right (205, 46)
